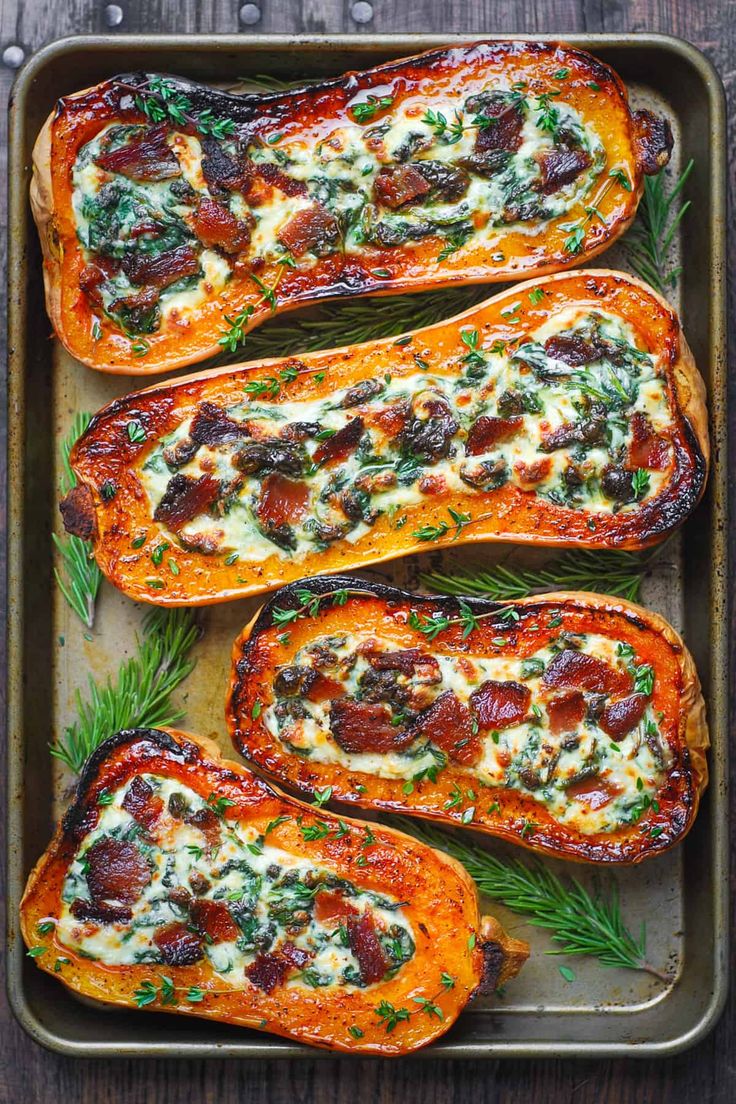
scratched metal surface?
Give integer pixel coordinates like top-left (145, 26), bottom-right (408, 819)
top-left (7, 34), bottom-right (727, 1058)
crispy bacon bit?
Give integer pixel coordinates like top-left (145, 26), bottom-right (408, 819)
top-left (153, 473), bottom-right (220, 530)
top-left (537, 146), bottom-right (592, 194)
top-left (347, 912), bottom-right (389, 984)
top-left (542, 649), bottom-right (633, 696)
top-left (256, 161), bottom-right (309, 197)
top-left (546, 690), bottom-right (586, 735)
top-left (600, 693), bottom-right (649, 738)
top-left (277, 203), bottom-right (340, 257)
top-left (313, 417), bottom-right (364, 465)
top-left (189, 899), bottom-right (239, 943)
top-left (70, 899), bottom-right (133, 924)
top-left (409, 690), bottom-right (480, 765)
top-left (192, 197), bottom-right (252, 254)
top-left (190, 401), bottom-right (250, 447)
top-left (304, 674), bottom-right (346, 703)
top-left (201, 137), bottom-right (253, 193)
top-left (470, 680), bottom-right (531, 730)
top-left (79, 263), bottom-right (107, 307)
top-left (245, 951), bottom-right (290, 994)
top-left (364, 648), bottom-right (436, 676)
top-left (121, 776), bottom-right (164, 830)
top-left (85, 837), bottom-right (151, 906)
top-left (544, 334), bottom-right (604, 366)
top-left (373, 165), bottom-right (431, 209)
top-left (96, 125), bottom-right (181, 182)
top-left (168, 886), bottom-right (194, 910)
top-left (257, 474), bottom-right (309, 530)
top-left (566, 776), bottom-right (620, 810)
top-left (369, 399), bottom-right (410, 437)
top-left (330, 698), bottom-right (414, 754)
top-left (186, 805), bottom-right (222, 849)
top-left (514, 457), bottom-right (551, 486)
top-left (472, 97), bottom-right (524, 153)
top-left (154, 921), bottom-right (204, 966)
top-left (466, 415), bottom-right (522, 455)
top-left (280, 942), bottom-right (312, 970)
top-left (628, 412), bottom-right (669, 470)
top-left (632, 109), bottom-right (674, 175)
top-left (314, 890), bottom-right (359, 924)
top-left (121, 244), bottom-right (200, 289)
top-left (59, 485), bottom-right (97, 541)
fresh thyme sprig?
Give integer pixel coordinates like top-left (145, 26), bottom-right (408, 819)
top-left (53, 413), bottom-right (102, 629)
top-left (396, 820), bottom-right (667, 979)
top-left (51, 608), bottom-right (200, 774)
top-left (271, 587), bottom-right (374, 628)
top-left (421, 549), bottom-right (651, 604)
top-left (218, 269), bottom-right (284, 353)
top-left (212, 285), bottom-right (486, 366)
top-left (118, 76), bottom-right (235, 139)
top-left (623, 159), bottom-right (694, 295)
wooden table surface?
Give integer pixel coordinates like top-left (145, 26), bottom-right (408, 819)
top-left (1, 1), bottom-right (733, 1101)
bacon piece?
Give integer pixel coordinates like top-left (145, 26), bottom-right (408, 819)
top-left (256, 161), bottom-right (309, 197)
top-left (544, 333), bottom-right (605, 366)
top-left (473, 99), bottom-right (524, 153)
top-left (565, 776), bottom-right (620, 810)
top-left (514, 457), bottom-right (551, 486)
top-left (599, 693), bottom-right (649, 738)
top-left (369, 400), bottom-right (410, 437)
top-left (280, 942), bottom-right (312, 970)
top-left (364, 648), bottom-right (438, 677)
top-left (466, 415), bottom-right (522, 455)
top-left (121, 245), bottom-right (200, 290)
top-left (546, 690), bottom-right (586, 735)
top-left (201, 137), bottom-right (253, 193)
top-left (85, 837), bottom-right (151, 906)
top-left (347, 912), bottom-right (389, 984)
top-left (190, 401), bottom-right (250, 446)
top-left (304, 674), bottom-right (346, 703)
top-left (70, 899), bottom-right (132, 924)
top-left (277, 204), bottom-right (340, 257)
top-left (314, 890), bottom-right (359, 924)
top-left (542, 649), bottom-right (633, 696)
top-left (628, 412), bottom-right (669, 471)
top-left (192, 197), bottom-right (251, 254)
top-left (154, 921), bottom-right (204, 966)
top-left (189, 899), bottom-right (239, 943)
top-left (632, 109), bottom-right (674, 175)
top-left (313, 417), bottom-right (364, 465)
top-left (121, 776), bottom-right (164, 830)
top-left (245, 951), bottom-right (290, 994)
top-left (79, 263), bottom-right (107, 307)
top-left (257, 474), bottom-right (309, 530)
top-left (538, 146), bottom-right (592, 194)
top-left (409, 690), bottom-right (481, 765)
top-left (470, 680), bottom-right (531, 730)
top-left (96, 125), bottom-right (181, 182)
top-left (373, 165), bottom-right (431, 209)
top-left (330, 698), bottom-right (414, 754)
top-left (153, 473), bottom-right (220, 530)
top-left (59, 485), bottom-right (97, 541)
top-left (186, 805), bottom-right (222, 849)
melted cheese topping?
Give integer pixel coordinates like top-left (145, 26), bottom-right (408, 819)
top-left (136, 309), bottom-right (673, 567)
top-left (71, 82), bottom-right (606, 338)
top-left (56, 778), bottom-right (414, 988)
top-left (265, 631), bottom-right (670, 836)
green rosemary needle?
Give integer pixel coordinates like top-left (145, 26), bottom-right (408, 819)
top-left (420, 549), bottom-right (650, 604)
top-left (396, 819), bottom-right (667, 980)
top-left (623, 159), bottom-right (693, 295)
top-left (51, 608), bottom-right (200, 774)
top-left (54, 413), bottom-right (102, 629)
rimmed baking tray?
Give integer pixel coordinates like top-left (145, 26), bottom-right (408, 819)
top-left (6, 33), bottom-right (728, 1058)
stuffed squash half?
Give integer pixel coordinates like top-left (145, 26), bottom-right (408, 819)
top-left (227, 578), bottom-right (709, 864)
top-left (20, 727), bottom-right (528, 1054)
top-left (32, 41), bottom-right (672, 374)
top-left (59, 271), bottom-right (708, 605)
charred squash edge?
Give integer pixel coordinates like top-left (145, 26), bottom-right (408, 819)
top-left (31, 39), bottom-right (671, 375)
top-left (59, 270), bottom-right (709, 607)
top-left (226, 578), bottom-right (709, 865)
top-left (19, 726), bottom-right (528, 1056)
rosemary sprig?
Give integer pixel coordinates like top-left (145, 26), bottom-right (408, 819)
top-left (213, 285), bottom-right (486, 365)
top-left (51, 608), bottom-right (200, 774)
top-left (623, 159), bottom-right (694, 295)
top-left (53, 413), bottom-right (102, 629)
top-left (397, 820), bottom-right (667, 979)
top-left (421, 549), bottom-right (650, 604)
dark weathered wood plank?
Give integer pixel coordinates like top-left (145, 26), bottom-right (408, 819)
top-left (0, 1), bottom-right (733, 1101)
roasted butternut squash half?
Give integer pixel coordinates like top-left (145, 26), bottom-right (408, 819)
top-left (226, 578), bottom-right (709, 864)
top-left (60, 271), bottom-right (708, 605)
top-left (32, 41), bottom-right (672, 374)
top-left (19, 727), bottom-right (528, 1055)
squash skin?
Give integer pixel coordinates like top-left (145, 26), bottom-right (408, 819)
top-left (19, 727), bottom-right (528, 1055)
top-left (31, 41), bottom-right (671, 375)
top-left (226, 577), bottom-right (709, 865)
top-left (60, 270), bottom-right (709, 607)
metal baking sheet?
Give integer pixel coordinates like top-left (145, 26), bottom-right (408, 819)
top-left (6, 33), bottom-right (728, 1058)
